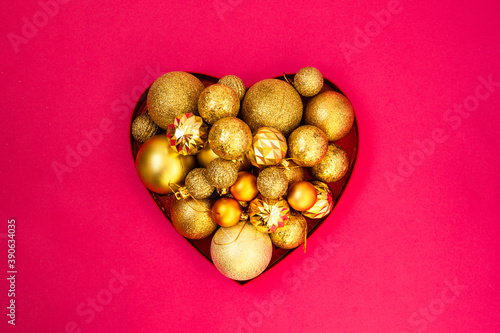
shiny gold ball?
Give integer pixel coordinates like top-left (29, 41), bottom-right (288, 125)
top-left (135, 135), bottom-right (196, 194)
top-left (206, 158), bottom-right (238, 192)
top-left (185, 168), bottom-right (214, 199)
top-left (247, 127), bottom-right (287, 167)
top-left (304, 91), bottom-right (354, 141)
top-left (131, 114), bottom-right (159, 143)
top-left (281, 161), bottom-right (305, 186)
top-left (218, 75), bottom-right (246, 100)
top-left (293, 67), bottom-right (323, 97)
top-left (212, 197), bottom-right (242, 227)
top-left (256, 167), bottom-right (288, 199)
top-left (208, 117), bottom-right (252, 160)
top-left (166, 113), bottom-right (208, 155)
top-left (147, 71), bottom-right (205, 129)
top-left (171, 197), bottom-right (217, 239)
top-left (249, 196), bottom-right (290, 233)
top-left (196, 142), bottom-right (219, 168)
top-left (198, 84), bottom-right (240, 125)
top-left (311, 143), bottom-right (349, 183)
top-left (230, 171), bottom-right (259, 202)
top-left (241, 79), bottom-right (303, 136)
top-left (287, 181), bottom-right (317, 211)
top-left (270, 210), bottom-right (307, 249)
top-left (287, 125), bottom-right (329, 167)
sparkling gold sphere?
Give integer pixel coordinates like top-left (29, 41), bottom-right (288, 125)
top-left (218, 75), bottom-right (246, 100)
top-left (241, 79), bottom-right (303, 136)
top-left (131, 114), bottom-right (159, 143)
top-left (206, 158), bottom-right (238, 192)
top-left (311, 143), bottom-right (349, 183)
top-left (147, 71), bottom-right (205, 129)
top-left (270, 210), bottom-right (307, 249)
top-left (230, 171), bottom-right (259, 202)
top-left (293, 67), bottom-right (324, 97)
top-left (304, 91), bottom-right (354, 141)
top-left (286, 181), bottom-right (317, 211)
top-left (256, 167), bottom-right (288, 199)
top-left (198, 84), bottom-right (240, 125)
top-left (171, 197), bottom-right (217, 239)
top-left (287, 125), bottom-right (329, 167)
top-left (212, 197), bottom-right (242, 227)
top-left (208, 117), bottom-right (252, 160)
top-left (185, 168), bottom-right (215, 199)
top-left (247, 127), bottom-right (287, 167)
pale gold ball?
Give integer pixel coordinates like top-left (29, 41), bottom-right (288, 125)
top-left (270, 211), bottom-right (307, 249)
top-left (311, 143), bottom-right (349, 183)
top-left (294, 67), bottom-right (323, 97)
top-left (304, 91), bottom-right (354, 141)
top-left (185, 168), bottom-right (215, 199)
top-left (288, 125), bottom-right (329, 167)
top-left (198, 84), bottom-right (240, 125)
top-left (218, 75), bottom-right (246, 100)
top-left (257, 167), bottom-right (288, 199)
top-left (208, 117), bottom-right (252, 160)
top-left (196, 142), bottom-right (219, 168)
top-left (131, 114), bottom-right (159, 143)
top-left (206, 158), bottom-right (239, 191)
top-left (171, 198), bottom-right (217, 240)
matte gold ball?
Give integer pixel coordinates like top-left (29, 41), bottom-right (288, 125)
top-left (287, 125), bottom-right (329, 167)
top-left (185, 168), bottom-right (215, 199)
top-left (218, 75), bottom-right (246, 100)
top-left (311, 143), bottom-right (349, 183)
top-left (131, 114), bottom-right (159, 143)
top-left (256, 167), bottom-right (288, 199)
top-left (241, 79), bottom-right (303, 136)
top-left (196, 142), bottom-right (219, 168)
top-left (171, 197), bottom-right (217, 239)
top-left (206, 158), bottom-right (239, 192)
top-left (211, 197), bottom-right (242, 227)
top-left (287, 181), bottom-right (317, 211)
top-left (208, 117), bottom-right (252, 160)
top-left (147, 71), bottom-right (205, 129)
top-left (198, 84), bottom-right (240, 125)
top-left (304, 91), bottom-right (354, 141)
top-left (293, 67), bottom-right (323, 97)
top-left (270, 211), bottom-right (307, 249)
top-left (230, 171), bottom-right (259, 202)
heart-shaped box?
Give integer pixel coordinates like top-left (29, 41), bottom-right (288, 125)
top-left (130, 73), bottom-right (359, 285)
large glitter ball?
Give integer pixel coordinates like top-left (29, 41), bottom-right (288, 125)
top-left (208, 117), bottom-right (252, 160)
top-left (249, 195), bottom-right (290, 233)
top-left (166, 113), bottom-right (208, 156)
top-left (303, 181), bottom-right (334, 219)
top-left (247, 127), bottom-right (287, 167)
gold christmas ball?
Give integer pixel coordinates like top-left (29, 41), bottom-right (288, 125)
top-left (147, 71), bottom-right (205, 129)
top-left (218, 75), bottom-right (246, 100)
top-left (270, 210), bottom-right (307, 249)
top-left (234, 155), bottom-right (252, 172)
top-left (247, 127), bottom-right (287, 167)
top-left (256, 167), bottom-right (288, 199)
top-left (311, 143), bottom-right (349, 183)
top-left (230, 171), bottom-right (259, 202)
top-left (249, 196), bottom-right (290, 233)
top-left (171, 197), bottom-right (217, 239)
top-left (211, 222), bottom-right (272, 281)
top-left (196, 142), bottom-right (219, 168)
top-left (304, 91), bottom-right (354, 141)
top-left (241, 79), bottom-right (303, 136)
top-left (286, 181), bottom-right (317, 211)
top-left (281, 161), bottom-right (305, 186)
top-left (206, 158), bottom-right (238, 193)
top-left (303, 181), bottom-right (334, 219)
top-left (287, 125), bottom-right (329, 167)
top-left (131, 114), bottom-right (159, 143)
top-left (198, 84), bottom-right (240, 125)
top-left (185, 168), bottom-right (214, 199)
top-left (293, 67), bottom-right (323, 97)
top-left (208, 117), bottom-right (252, 160)
top-left (135, 135), bottom-right (196, 194)
top-left (166, 113), bottom-right (208, 155)
top-left (212, 197), bottom-right (242, 227)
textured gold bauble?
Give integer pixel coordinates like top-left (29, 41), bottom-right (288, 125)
top-left (270, 210), bottom-right (307, 249)
top-left (218, 75), bottom-right (246, 100)
top-left (135, 135), bottom-right (196, 194)
top-left (147, 71), bottom-right (205, 129)
top-left (185, 168), bottom-right (214, 199)
top-left (196, 142), bottom-right (219, 168)
top-left (208, 117), bottom-right (252, 160)
top-left (212, 197), bottom-right (242, 227)
top-left (311, 143), bottom-right (349, 183)
top-left (247, 127), bottom-right (287, 167)
top-left (198, 84), bottom-right (240, 125)
top-left (230, 171), bottom-right (259, 202)
top-left (286, 181), bottom-right (317, 211)
top-left (293, 67), bottom-right (324, 97)
top-left (304, 91), bottom-right (354, 141)
top-left (171, 197), bottom-right (217, 239)
top-left (131, 114), bottom-right (159, 143)
top-left (281, 161), bottom-right (305, 186)
top-left (166, 113), bottom-right (208, 155)
top-left (241, 79), bottom-right (303, 136)
top-left (303, 181), bottom-right (334, 219)
top-left (249, 196), bottom-right (290, 233)
top-left (256, 167), bottom-right (288, 199)
top-left (211, 222), bottom-right (272, 281)
top-left (206, 158), bottom-right (238, 192)
top-left (287, 125), bottom-right (329, 167)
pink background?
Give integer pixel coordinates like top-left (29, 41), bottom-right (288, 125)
top-left (1, 0), bottom-right (499, 332)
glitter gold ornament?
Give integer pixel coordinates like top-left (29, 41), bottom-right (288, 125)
top-left (230, 171), bottom-right (259, 202)
top-left (212, 197), bottom-right (242, 227)
top-left (171, 197), bottom-right (217, 239)
top-left (303, 181), bottom-right (334, 219)
top-left (211, 222), bottom-right (272, 281)
top-left (304, 91), bottom-right (354, 141)
top-left (311, 143), bottom-right (349, 183)
top-left (270, 210), bottom-right (307, 249)
top-left (185, 168), bottom-right (214, 199)
top-left (287, 125), bottom-right (328, 167)
top-left (218, 75), bottom-right (246, 100)
top-left (241, 79), bottom-right (303, 136)
top-left (293, 67), bottom-right (324, 97)
top-left (166, 113), bottom-right (208, 155)
top-left (135, 135), bottom-right (196, 195)
top-left (281, 161), bottom-right (305, 186)
top-left (249, 195), bottom-right (290, 233)
top-left (147, 71), bottom-right (205, 129)
top-left (196, 142), bottom-right (219, 168)
top-left (131, 114), bottom-right (159, 143)
top-left (247, 127), bottom-right (287, 167)
top-left (208, 117), bottom-right (252, 160)
top-left (256, 167), bottom-right (288, 199)
top-left (206, 158), bottom-right (238, 194)
top-left (198, 84), bottom-right (240, 125)
top-left (286, 181), bottom-right (317, 211)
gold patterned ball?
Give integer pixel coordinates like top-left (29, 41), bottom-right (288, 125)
top-left (304, 91), bottom-right (354, 141)
top-left (287, 125), bottom-right (329, 167)
top-left (131, 114), bottom-right (159, 143)
top-left (270, 210), bottom-right (307, 249)
top-left (171, 197), bottom-right (217, 240)
top-left (303, 181), bottom-right (334, 219)
top-left (293, 67), bottom-right (323, 97)
top-left (311, 143), bottom-right (349, 183)
top-left (281, 161), bottom-right (305, 186)
top-left (218, 75), bottom-right (246, 100)
top-left (147, 71), bottom-right (205, 129)
top-left (208, 117), bottom-right (252, 160)
top-left (247, 127), bottom-right (287, 167)
top-left (206, 158), bottom-right (238, 193)
top-left (185, 168), bottom-right (215, 199)
top-left (241, 79), bottom-right (303, 136)
top-left (249, 196), bottom-right (290, 233)
top-left (198, 84), bottom-right (240, 125)
top-left (166, 113), bottom-right (208, 155)
top-left (256, 167), bottom-right (288, 199)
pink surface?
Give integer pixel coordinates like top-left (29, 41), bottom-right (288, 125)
top-left (1, 0), bottom-right (499, 332)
